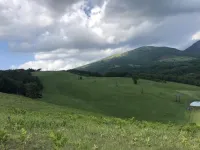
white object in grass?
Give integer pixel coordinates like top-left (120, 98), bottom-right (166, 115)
top-left (190, 101), bottom-right (200, 107)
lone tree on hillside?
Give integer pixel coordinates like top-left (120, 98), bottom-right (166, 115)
top-left (132, 74), bottom-right (139, 85)
top-left (78, 76), bottom-right (83, 80)
top-left (175, 93), bottom-right (181, 103)
top-left (141, 88), bottom-right (144, 94)
top-left (116, 81), bottom-right (119, 87)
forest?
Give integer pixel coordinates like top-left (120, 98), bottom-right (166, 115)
top-left (0, 69), bottom-right (43, 98)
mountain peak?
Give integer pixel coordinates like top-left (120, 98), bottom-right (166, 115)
top-left (192, 40), bottom-right (200, 46)
top-left (185, 40), bottom-right (200, 52)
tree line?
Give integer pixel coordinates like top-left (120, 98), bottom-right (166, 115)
top-left (67, 68), bottom-right (200, 87)
top-left (67, 69), bottom-right (103, 77)
top-left (0, 69), bottom-right (43, 98)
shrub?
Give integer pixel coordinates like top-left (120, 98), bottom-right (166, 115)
top-left (0, 130), bottom-right (9, 147)
top-left (49, 131), bottom-right (68, 150)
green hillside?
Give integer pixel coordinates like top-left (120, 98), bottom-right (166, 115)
top-left (78, 46), bottom-right (195, 73)
top-left (77, 42), bottom-right (200, 73)
top-left (1, 71), bottom-right (200, 149)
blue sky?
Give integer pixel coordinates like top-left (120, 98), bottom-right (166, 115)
top-left (0, 42), bottom-right (33, 70)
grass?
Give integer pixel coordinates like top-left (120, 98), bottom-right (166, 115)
top-left (1, 71), bottom-right (200, 149)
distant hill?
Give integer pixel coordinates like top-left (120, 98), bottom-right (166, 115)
top-left (185, 40), bottom-right (200, 53)
top-left (78, 46), bottom-right (196, 73)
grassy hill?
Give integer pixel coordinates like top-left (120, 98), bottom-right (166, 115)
top-left (1, 71), bottom-right (200, 149)
top-left (78, 46), bottom-right (197, 73)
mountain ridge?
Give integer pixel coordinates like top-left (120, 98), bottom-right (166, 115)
top-left (185, 40), bottom-right (200, 52)
top-left (77, 41), bottom-right (200, 73)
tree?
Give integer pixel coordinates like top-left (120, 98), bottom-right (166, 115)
top-left (0, 77), bottom-right (4, 90)
top-left (141, 88), bottom-right (144, 94)
top-left (25, 82), bottom-right (41, 99)
top-left (132, 75), bottom-right (139, 85)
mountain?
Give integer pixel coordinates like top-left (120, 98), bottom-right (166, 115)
top-left (185, 40), bottom-right (200, 54)
top-left (78, 46), bottom-right (195, 73)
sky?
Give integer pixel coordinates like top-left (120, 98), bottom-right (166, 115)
top-left (1, 0), bottom-right (200, 70)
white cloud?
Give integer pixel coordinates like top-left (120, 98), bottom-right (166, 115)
top-left (0, 0), bottom-right (54, 40)
top-left (2, 0), bottom-right (200, 70)
top-left (192, 31), bottom-right (200, 40)
top-left (18, 46), bottom-right (132, 71)
top-left (18, 59), bottom-right (86, 71)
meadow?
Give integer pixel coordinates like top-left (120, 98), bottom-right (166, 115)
top-left (1, 71), bottom-right (200, 150)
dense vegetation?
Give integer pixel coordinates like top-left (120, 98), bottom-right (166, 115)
top-left (1, 72), bottom-right (200, 149)
top-left (131, 59), bottom-right (200, 86)
top-left (0, 69), bottom-right (43, 98)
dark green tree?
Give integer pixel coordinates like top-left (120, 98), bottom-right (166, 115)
top-left (25, 82), bottom-right (41, 99)
top-left (132, 75), bottom-right (139, 85)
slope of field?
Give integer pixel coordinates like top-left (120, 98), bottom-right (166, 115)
top-left (37, 71), bottom-right (198, 123)
top-left (1, 72), bottom-right (200, 149)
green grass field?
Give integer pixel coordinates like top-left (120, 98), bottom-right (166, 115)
top-left (1, 71), bottom-right (200, 149)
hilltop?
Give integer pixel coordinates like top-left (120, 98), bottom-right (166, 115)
top-left (185, 40), bottom-right (200, 53)
top-left (77, 41), bottom-right (200, 73)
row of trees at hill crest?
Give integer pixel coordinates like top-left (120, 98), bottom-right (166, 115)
top-left (0, 69), bottom-right (43, 98)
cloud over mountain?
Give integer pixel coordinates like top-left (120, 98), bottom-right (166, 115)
top-left (0, 0), bottom-right (199, 70)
